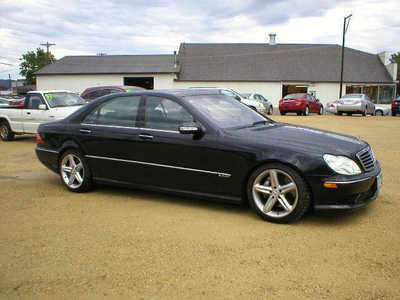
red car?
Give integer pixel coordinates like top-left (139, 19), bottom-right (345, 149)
top-left (279, 93), bottom-right (324, 116)
top-left (80, 85), bottom-right (144, 102)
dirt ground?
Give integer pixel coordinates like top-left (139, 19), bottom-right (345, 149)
top-left (0, 115), bottom-right (399, 299)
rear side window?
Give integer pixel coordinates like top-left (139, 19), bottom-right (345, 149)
top-left (83, 96), bottom-right (141, 127)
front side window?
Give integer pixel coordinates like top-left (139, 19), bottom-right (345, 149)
top-left (27, 95), bottom-right (44, 109)
top-left (44, 92), bottom-right (85, 108)
top-left (84, 96), bottom-right (141, 127)
top-left (185, 94), bottom-right (269, 129)
top-left (144, 97), bottom-right (193, 131)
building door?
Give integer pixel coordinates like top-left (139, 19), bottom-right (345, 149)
top-left (282, 85), bottom-right (308, 98)
top-left (123, 77), bottom-right (154, 89)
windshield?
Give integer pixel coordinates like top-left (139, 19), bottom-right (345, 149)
top-left (44, 92), bottom-right (85, 108)
top-left (284, 93), bottom-right (304, 99)
top-left (185, 94), bottom-right (271, 129)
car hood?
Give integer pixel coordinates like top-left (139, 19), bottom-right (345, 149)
top-left (51, 105), bottom-right (84, 118)
top-left (228, 123), bottom-right (367, 156)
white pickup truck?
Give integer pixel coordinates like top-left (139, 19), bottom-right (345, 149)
top-left (0, 90), bottom-right (86, 141)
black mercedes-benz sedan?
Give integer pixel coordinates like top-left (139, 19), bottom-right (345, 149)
top-left (35, 89), bottom-right (382, 223)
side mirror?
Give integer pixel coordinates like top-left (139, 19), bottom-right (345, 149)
top-left (234, 96), bottom-right (241, 101)
top-left (38, 104), bottom-right (47, 110)
top-left (179, 122), bottom-right (202, 135)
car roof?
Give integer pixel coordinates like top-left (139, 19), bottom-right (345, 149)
top-left (127, 89), bottom-right (223, 97)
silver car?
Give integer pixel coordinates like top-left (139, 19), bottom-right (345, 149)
top-left (242, 93), bottom-right (273, 115)
top-left (336, 94), bottom-right (375, 116)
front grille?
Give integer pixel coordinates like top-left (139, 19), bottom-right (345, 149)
top-left (356, 147), bottom-right (376, 172)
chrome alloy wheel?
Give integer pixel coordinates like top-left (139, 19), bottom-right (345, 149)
top-left (252, 169), bottom-right (298, 218)
top-left (61, 154), bottom-right (84, 189)
top-left (0, 124), bottom-right (8, 139)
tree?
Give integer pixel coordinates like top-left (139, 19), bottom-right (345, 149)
top-left (19, 48), bottom-right (54, 85)
top-left (390, 52), bottom-right (400, 96)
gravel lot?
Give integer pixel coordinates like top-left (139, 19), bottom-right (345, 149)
top-left (1, 115), bottom-right (399, 299)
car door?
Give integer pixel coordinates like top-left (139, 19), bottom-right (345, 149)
top-left (76, 95), bottom-right (144, 183)
top-left (23, 94), bottom-right (50, 133)
top-left (131, 95), bottom-right (233, 196)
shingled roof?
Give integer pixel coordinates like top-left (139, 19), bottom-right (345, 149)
top-left (176, 43), bottom-right (393, 83)
top-left (35, 54), bottom-right (178, 75)
top-left (35, 44), bottom-right (394, 84)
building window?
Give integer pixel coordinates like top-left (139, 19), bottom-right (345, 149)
top-left (345, 85), bottom-right (395, 104)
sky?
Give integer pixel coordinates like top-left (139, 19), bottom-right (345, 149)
top-left (1, 0), bottom-right (399, 80)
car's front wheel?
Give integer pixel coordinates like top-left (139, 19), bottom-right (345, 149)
top-left (59, 149), bottom-right (92, 192)
top-left (0, 121), bottom-right (14, 141)
top-left (247, 163), bottom-right (311, 223)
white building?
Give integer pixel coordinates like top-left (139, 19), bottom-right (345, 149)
top-left (35, 38), bottom-right (397, 107)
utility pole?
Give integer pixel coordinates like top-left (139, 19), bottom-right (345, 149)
top-left (339, 14), bottom-right (352, 99)
top-left (40, 42), bottom-right (56, 63)
top-left (8, 74), bottom-right (11, 91)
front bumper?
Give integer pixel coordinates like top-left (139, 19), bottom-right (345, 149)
top-left (308, 162), bottom-right (382, 210)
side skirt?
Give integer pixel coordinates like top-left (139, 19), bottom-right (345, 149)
top-left (93, 177), bottom-right (242, 204)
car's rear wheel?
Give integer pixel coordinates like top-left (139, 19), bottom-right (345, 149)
top-left (268, 106), bottom-right (273, 115)
top-left (303, 106), bottom-right (309, 116)
top-left (247, 163), bottom-right (311, 223)
top-left (318, 106), bottom-right (324, 115)
top-left (59, 150), bottom-right (92, 192)
top-left (362, 107), bottom-right (367, 116)
top-left (0, 121), bottom-right (14, 141)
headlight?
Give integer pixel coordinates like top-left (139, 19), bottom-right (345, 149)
top-left (323, 154), bottom-right (361, 175)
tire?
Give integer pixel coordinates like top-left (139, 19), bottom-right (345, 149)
top-left (392, 112), bottom-right (396, 116)
top-left (362, 110), bottom-right (366, 116)
top-left (268, 106), bottom-right (273, 115)
top-left (247, 163), bottom-right (311, 224)
top-left (303, 106), bottom-right (309, 116)
top-left (318, 106), bottom-right (324, 115)
top-left (280, 111), bottom-right (286, 115)
top-left (0, 121), bottom-right (14, 141)
top-left (375, 110), bottom-right (382, 116)
top-left (59, 149), bottom-right (92, 193)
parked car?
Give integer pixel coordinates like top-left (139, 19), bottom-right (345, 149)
top-left (242, 93), bottom-right (273, 115)
top-left (279, 93), bottom-right (323, 116)
top-left (374, 105), bottom-right (389, 116)
top-left (0, 90), bottom-right (85, 141)
top-left (0, 97), bottom-right (12, 106)
top-left (392, 97), bottom-right (400, 116)
top-left (9, 97), bottom-right (25, 106)
top-left (336, 94), bottom-right (375, 116)
top-left (189, 87), bottom-right (266, 114)
top-left (81, 85), bottom-right (144, 102)
top-left (326, 101), bottom-right (338, 114)
top-left (36, 89), bottom-right (382, 224)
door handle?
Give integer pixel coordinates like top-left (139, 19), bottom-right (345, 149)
top-left (80, 129), bottom-right (92, 134)
top-left (139, 134), bottom-right (154, 140)
top-left (26, 112), bottom-right (31, 115)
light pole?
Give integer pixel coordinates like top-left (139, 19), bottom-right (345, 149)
top-left (339, 14), bottom-right (352, 99)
